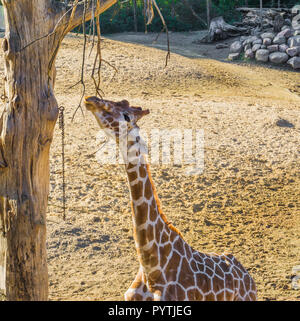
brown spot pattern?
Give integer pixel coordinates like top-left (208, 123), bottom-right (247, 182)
top-left (196, 274), bottom-right (210, 292)
top-left (216, 291), bottom-right (225, 301)
top-left (149, 269), bottom-right (165, 285)
top-left (138, 229), bottom-right (147, 247)
top-left (135, 202), bottom-right (148, 225)
top-left (159, 244), bottom-right (172, 268)
top-left (205, 292), bottom-right (216, 301)
top-left (174, 237), bottom-right (185, 256)
top-left (127, 170), bottom-right (137, 181)
top-left (139, 165), bottom-right (147, 178)
top-left (178, 258), bottom-right (194, 285)
top-left (147, 224), bottom-right (154, 240)
top-left (144, 179), bottom-right (153, 200)
top-left (149, 203), bottom-right (157, 222)
top-left (161, 231), bottom-right (169, 244)
top-left (187, 288), bottom-right (203, 301)
top-left (165, 252), bottom-right (181, 282)
top-left (165, 284), bottom-right (176, 300)
top-left (131, 181), bottom-right (143, 200)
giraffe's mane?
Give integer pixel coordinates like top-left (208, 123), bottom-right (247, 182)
top-left (145, 163), bottom-right (184, 239)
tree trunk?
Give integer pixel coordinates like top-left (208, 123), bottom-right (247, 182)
top-left (0, 0), bottom-right (117, 301)
top-left (133, 0), bottom-right (138, 32)
top-left (200, 16), bottom-right (248, 43)
top-left (206, 0), bottom-right (211, 28)
top-left (260, 0), bottom-right (263, 29)
top-left (143, 3), bottom-right (148, 34)
top-left (0, 0), bottom-right (61, 301)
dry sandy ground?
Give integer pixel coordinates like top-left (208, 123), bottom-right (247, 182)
top-left (2, 31), bottom-right (300, 301)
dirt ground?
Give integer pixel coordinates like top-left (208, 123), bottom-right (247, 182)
top-left (1, 31), bottom-right (300, 301)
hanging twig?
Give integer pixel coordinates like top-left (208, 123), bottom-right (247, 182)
top-left (88, 0), bottom-right (97, 57)
top-left (58, 106), bottom-right (66, 221)
top-left (71, 0), bottom-right (88, 122)
top-left (70, 0), bottom-right (119, 120)
top-left (144, 0), bottom-right (154, 25)
top-left (151, 0), bottom-right (171, 67)
top-left (48, 0), bottom-right (81, 90)
top-left (90, 7), bottom-right (118, 97)
top-left (93, 12), bottom-right (104, 96)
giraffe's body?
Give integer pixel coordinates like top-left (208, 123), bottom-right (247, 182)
top-left (84, 96), bottom-right (257, 301)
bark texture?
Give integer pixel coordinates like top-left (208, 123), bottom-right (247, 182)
top-left (0, 0), bottom-right (116, 301)
top-left (201, 16), bottom-right (248, 43)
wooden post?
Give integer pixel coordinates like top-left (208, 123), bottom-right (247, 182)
top-left (133, 0), bottom-right (138, 32)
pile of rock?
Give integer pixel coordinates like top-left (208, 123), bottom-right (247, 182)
top-left (235, 8), bottom-right (294, 31)
top-left (228, 26), bottom-right (300, 69)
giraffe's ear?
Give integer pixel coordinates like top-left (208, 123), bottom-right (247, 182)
top-left (133, 108), bottom-right (150, 122)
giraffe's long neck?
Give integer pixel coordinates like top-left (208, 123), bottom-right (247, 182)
top-left (120, 128), bottom-right (183, 279)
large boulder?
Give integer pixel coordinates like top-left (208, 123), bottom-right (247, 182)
top-left (243, 36), bottom-right (259, 46)
top-left (273, 35), bottom-right (286, 45)
top-left (244, 43), bottom-right (252, 51)
top-left (288, 36), bottom-right (300, 47)
top-left (252, 44), bottom-right (261, 52)
top-left (245, 49), bottom-right (254, 59)
top-left (230, 41), bottom-right (243, 54)
top-left (293, 20), bottom-right (300, 30)
top-left (279, 44), bottom-right (289, 53)
top-left (269, 52), bottom-right (289, 64)
top-left (252, 39), bottom-right (263, 45)
top-left (228, 52), bottom-right (241, 61)
top-left (287, 57), bottom-right (300, 69)
top-left (277, 28), bottom-right (293, 38)
top-left (261, 32), bottom-right (275, 39)
top-left (286, 46), bottom-right (300, 57)
top-left (256, 49), bottom-right (270, 62)
top-left (263, 38), bottom-right (272, 46)
top-left (267, 45), bottom-right (279, 53)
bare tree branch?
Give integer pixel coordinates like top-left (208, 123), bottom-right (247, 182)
top-left (64, 0), bottom-right (118, 34)
top-left (183, 0), bottom-right (208, 27)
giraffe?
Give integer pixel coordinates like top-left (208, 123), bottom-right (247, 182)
top-left (84, 96), bottom-right (257, 301)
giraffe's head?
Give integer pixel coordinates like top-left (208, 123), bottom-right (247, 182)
top-left (84, 96), bottom-right (150, 142)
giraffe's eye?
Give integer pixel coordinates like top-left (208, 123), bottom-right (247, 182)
top-left (123, 114), bottom-right (130, 122)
